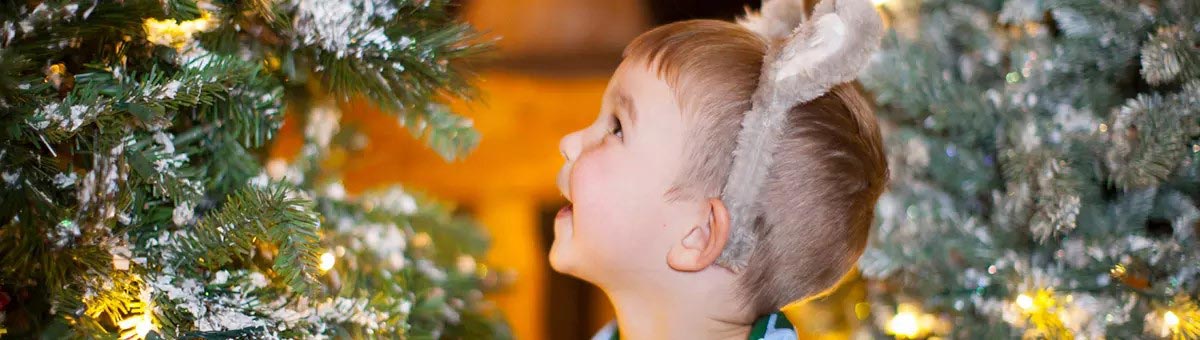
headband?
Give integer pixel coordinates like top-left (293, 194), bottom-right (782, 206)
top-left (717, 0), bottom-right (883, 271)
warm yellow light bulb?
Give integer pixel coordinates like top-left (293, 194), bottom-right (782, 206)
top-left (143, 11), bottom-right (215, 49)
top-left (1016, 293), bottom-right (1034, 310)
top-left (319, 251), bottom-right (336, 272)
top-left (886, 304), bottom-right (922, 338)
top-left (1164, 311), bottom-right (1180, 328)
top-left (117, 297), bottom-right (155, 340)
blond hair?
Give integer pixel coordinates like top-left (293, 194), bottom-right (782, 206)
top-left (624, 20), bottom-right (888, 315)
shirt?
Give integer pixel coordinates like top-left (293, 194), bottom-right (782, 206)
top-left (591, 312), bottom-right (797, 340)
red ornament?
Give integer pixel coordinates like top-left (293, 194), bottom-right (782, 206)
top-left (0, 290), bottom-right (10, 310)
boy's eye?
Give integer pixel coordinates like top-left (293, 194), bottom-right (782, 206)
top-left (610, 116), bottom-right (624, 139)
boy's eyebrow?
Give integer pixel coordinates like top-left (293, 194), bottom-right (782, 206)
top-left (615, 91), bottom-right (638, 127)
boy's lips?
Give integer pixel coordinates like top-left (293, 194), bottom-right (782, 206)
top-left (556, 203), bottom-right (573, 220)
top-left (554, 203), bottom-right (574, 238)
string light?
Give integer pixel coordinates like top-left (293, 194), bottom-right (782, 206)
top-left (887, 310), bottom-right (919, 338)
top-left (1016, 293), bottom-right (1035, 310)
top-left (1110, 264), bottom-right (1126, 277)
top-left (1154, 297), bottom-right (1200, 339)
top-left (116, 292), bottom-right (156, 340)
top-left (1006, 72), bottom-right (1022, 83)
top-left (1012, 289), bottom-right (1071, 339)
top-left (143, 11), bottom-right (215, 49)
top-left (412, 232), bottom-right (432, 248)
top-left (457, 255), bottom-right (477, 274)
top-left (319, 250), bottom-right (336, 272)
top-left (886, 303), bottom-right (935, 339)
top-left (855, 302), bottom-right (871, 320)
top-left (1165, 311), bottom-right (1180, 328)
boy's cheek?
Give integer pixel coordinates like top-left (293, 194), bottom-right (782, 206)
top-left (569, 149), bottom-right (621, 205)
top-left (569, 155), bottom-right (622, 225)
top-left (568, 150), bottom-right (645, 239)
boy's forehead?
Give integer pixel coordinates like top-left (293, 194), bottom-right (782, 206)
top-left (607, 60), bottom-right (673, 112)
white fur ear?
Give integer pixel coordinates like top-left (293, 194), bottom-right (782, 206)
top-left (774, 13), bottom-right (847, 82)
top-left (737, 0), bottom-right (808, 41)
top-left (716, 0), bottom-right (882, 272)
top-left (768, 0), bottom-right (882, 108)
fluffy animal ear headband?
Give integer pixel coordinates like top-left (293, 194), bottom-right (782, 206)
top-left (717, 0), bottom-right (883, 271)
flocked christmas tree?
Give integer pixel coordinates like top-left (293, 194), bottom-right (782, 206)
top-left (0, 0), bottom-right (509, 338)
top-left (858, 0), bottom-right (1199, 338)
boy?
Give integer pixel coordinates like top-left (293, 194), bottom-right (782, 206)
top-left (551, 0), bottom-right (886, 338)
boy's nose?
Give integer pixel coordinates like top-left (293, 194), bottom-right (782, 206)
top-left (559, 130), bottom-right (582, 162)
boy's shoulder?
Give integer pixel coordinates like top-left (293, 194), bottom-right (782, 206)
top-left (592, 312), bottom-right (796, 340)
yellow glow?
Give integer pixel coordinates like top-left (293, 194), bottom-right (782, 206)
top-left (412, 232), bottom-right (432, 248)
top-left (855, 302), bottom-right (871, 320)
top-left (1016, 293), bottom-right (1035, 310)
top-left (887, 304), bottom-right (925, 338)
top-left (143, 11), bottom-right (215, 49)
top-left (887, 311), bottom-right (919, 338)
top-left (1165, 311), bottom-right (1180, 328)
top-left (319, 251), bottom-right (336, 272)
top-left (1110, 264), bottom-right (1127, 277)
top-left (1012, 289), bottom-right (1074, 338)
top-left (117, 296), bottom-right (156, 340)
top-left (47, 63), bottom-right (67, 76)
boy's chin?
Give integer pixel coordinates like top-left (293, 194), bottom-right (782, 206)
top-left (548, 234), bottom-right (586, 277)
top-left (549, 205), bottom-right (575, 272)
top-left (547, 241), bottom-right (578, 275)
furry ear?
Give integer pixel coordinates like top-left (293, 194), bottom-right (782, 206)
top-left (766, 0), bottom-right (882, 108)
top-left (736, 0), bottom-right (808, 42)
top-left (718, 0), bottom-right (882, 272)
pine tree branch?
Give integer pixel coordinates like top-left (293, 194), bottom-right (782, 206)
top-left (181, 185), bottom-right (322, 294)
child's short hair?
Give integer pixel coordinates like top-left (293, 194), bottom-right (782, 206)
top-left (625, 20), bottom-right (888, 315)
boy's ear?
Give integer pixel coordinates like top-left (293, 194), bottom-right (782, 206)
top-left (667, 198), bottom-right (732, 272)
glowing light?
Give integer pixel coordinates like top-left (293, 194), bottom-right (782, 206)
top-left (1165, 311), bottom-right (1180, 328)
top-left (1152, 297), bottom-right (1200, 338)
top-left (1011, 289), bottom-right (1073, 338)
top-left (1016, 293), bottom-right (1034, 310)
top-left (266, 158), bottom-right (288, 179)
top-left (871, 0), bottom-right (889, 6)
top-left (855, 302), bottom-right (871, 320)
top-left (319, 251), bottom-right (336, 272)
top-left (143, 11), bottom-right (215, 49)
top-left (887, 310), bottom-right (919, 338)
top-left (1006, 72), bottom-right (1021, 83)
top-left (117, 293), bottom-right (156, 340)
top-left (886, 304), bottom-right (934, 338)
top-left (457, 255), bottom-right (477, 274)
top-left (412, 232), bottom-right (432, 248)
top-left (1110, 264), bottom-right (1127, 277)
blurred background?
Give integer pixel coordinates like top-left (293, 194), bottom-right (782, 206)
top-left (272, 0), bottom-right (864, 339)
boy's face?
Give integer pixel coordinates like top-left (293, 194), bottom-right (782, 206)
top-left (551, 59), bottom-right (700, 285)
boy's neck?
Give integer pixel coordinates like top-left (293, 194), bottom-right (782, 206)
top-left (603, 273), bottom-right (754, 340)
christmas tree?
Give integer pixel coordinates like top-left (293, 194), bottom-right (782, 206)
top-left (0, 0), bottom-right (508, 338)
top-left (858, 0), bottom-right (1199, 338)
